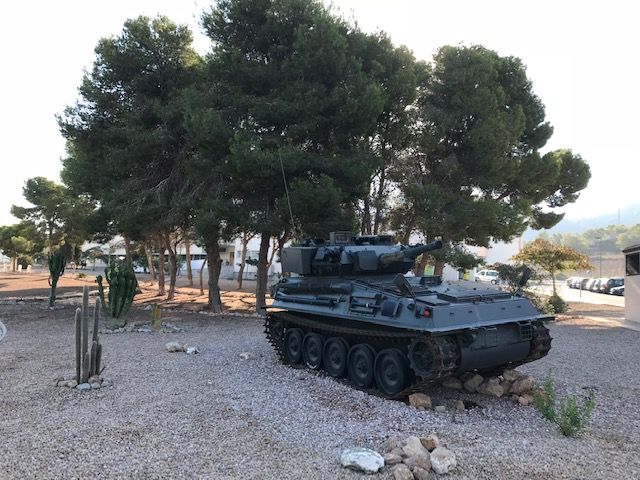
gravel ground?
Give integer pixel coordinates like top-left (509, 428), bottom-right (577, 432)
top-left (1, 302), bottom-right (639, 479)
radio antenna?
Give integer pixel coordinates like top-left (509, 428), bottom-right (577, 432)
top-left (278, 151), bottom-right (296, 231)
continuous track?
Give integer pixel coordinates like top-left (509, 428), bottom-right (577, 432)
top-left (264, 311), bottom-right (552, 399)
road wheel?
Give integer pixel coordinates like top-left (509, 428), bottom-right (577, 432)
top-left (302, 333), bottom-right (324, 370)
top-left (347, 344), bottom-right (375, 388)
top-left (283, 328), bottom-right (303, 364)
top-left (324, 337), bottom-right (349, 378)
top-left (374, 349), bottom-right (409, 396)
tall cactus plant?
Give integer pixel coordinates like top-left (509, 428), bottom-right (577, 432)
top-left (48, 251), bottom-right (65, 307)
top-left (75, 285), bottom-right (103, 384)
top-left (96, 265), bottom-right (138, 328)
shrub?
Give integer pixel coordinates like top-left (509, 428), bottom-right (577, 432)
top-left (534, 370), bottom-right (596, 437)
top-left (547, 294), bottom-right (568, 314)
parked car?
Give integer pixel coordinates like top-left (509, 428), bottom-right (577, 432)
top-left (579, 278), bottom-right (591, 289)
top-left (600, 278), bottom-right (624, 294)
top-left (611, 285), bottom-right (625, 296)
top-left (570, 277), bottom-right (585, 289)
top-left (566, 277), bottom-right (577, 287)
top-left (586, 278), bottom-right (598, 291)
top-left (475, 269), bottom-right (500, 284)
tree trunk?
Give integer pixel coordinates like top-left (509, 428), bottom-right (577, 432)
top-left (255, 233), bottom-right (270, 313)
top-left (11, 256), bottom-right (16, 272)
top-left (184, 237), bottom-right (193, 288)
top-left (434, 261), bottom-right (445, 277)
top-left (199, 254), bottom-right (207, 295)
top-left (414, 254), bottom-right (430, 277)
top-left (237, 233), bottom-right (253, 290)
top-left (373, 160), bottom-right (388, 235)
top-left (362, 185), bottom-right (372, 235)
top-left (157, 240), bottom-right (166, 296)
top-left (123, 234), bottom-right (133, 270)
top-left (551, 270), bottom-right (557, 296)
top-left (205, 245), bottom-right (222, 313)
top-left (166, 238), bottom-right (177, 300)
top-left (144, 239), bottom-right (156, 283)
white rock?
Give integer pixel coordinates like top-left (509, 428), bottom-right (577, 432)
top-left (340, 447), bottom-right (384, 474)
top-left (402, 436), bottom-right (430, 460)
top-left (144, 305), bottom-right (153, 310)
top-left (239, 352), bottom-right (250, 360)
top-left (185, 346), bottom-right (199, 355)
top-left (90, 382), bottom-right (101, 389)
top-left (76, 383), bottom-right (91, 392)
top-left (166, 341), bottom-right (183, 353)
top-left (66, 380), bottom-right (78, 388)
top-left (434, 405), bottom-right (447, 413)
top-left (430, 447), bottom-right (457, 474)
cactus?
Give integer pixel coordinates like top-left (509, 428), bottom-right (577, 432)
top-left (96, 265), bottom-right (138, 328)
top-left (48, 252), bottom-right (65, 307)
top-left (74, 285), bottom-right (103, 384)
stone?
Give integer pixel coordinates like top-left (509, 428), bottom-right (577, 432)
top-left (385, 435), bottom-right (402, 452)
top-left (413, 466), bottom-right (431, 480)
top-left (391, 447), bottom-right (405, 457)
top-left (54, 376), bottom-right (64, 386)
top-left (404, 455), bottom-right (431, 471)
top-left (76, 383), bottom-right (91, 392)
top-left (500, 380), bottom-right (513, 394)
top-left (402, 436), bottom-right (430, 461)
top-left (420, 434), bottom-right (439, 452)
top-left (477, 378), bottom-right (504, 397)
top-left (383, 453), bottom-right (403, 465)
top-left (165, 341), bottom-right (183, 353)
top-left (430, 447), bottom-right (457, 475)
top-left (101, 378), bottom-right (113, 387)
top-left (511, 375), bottom-right (536, 395)
top-left (90, 382), bottom-right (101, 389)
top-left (502, 369), bottom-right (521, 382)
top-left (434, 405), bottom-right (447, 413)
top-left (66, 380), bottom-right (78, 388)
top-left (441, 376), bottom-right (463, 389)
top-left (340, 447), bottom-right (384, 474)
top-left (518, 394), bottom-right (534, 406)
top-left (56, 380), bottom-right (67, 387)
top-left (144, 305), bottom-right (153, 310)
top-left (392, 463), bottom-right (413, 480)
top-left (453, 399), bottom-right (466, 412)
top-left (408, 393), bottom-right (432, 409)
top-left (463, 373), bottom-right (484, 392)
top-left (185, 346), bottom-right (199, 355)
top-left (88, 375), bottom-right (100, 384)
top-left (239, 352), bottom-right (250, 360)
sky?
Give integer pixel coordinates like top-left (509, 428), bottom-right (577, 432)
top-left (1, 0), bottom-right (637, 226)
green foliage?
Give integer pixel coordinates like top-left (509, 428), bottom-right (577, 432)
top-left (547, 294), bottom-right (568, 314)
top-left (534, 370), bottom-right (596, 437)
top-left (514, 238), bottom-right (592, 295)
top-left (11, 177), bottom-right (92, 252)
top-left (391, 45), bottom-right (590, 254)
top-left (0, 223), bottom-right (42, 270)
top-left (96, 265), bottom-right (138, 327)
top-left (539, 223), bottom-right (640, 256)
top-left (48, 252), bottom-right (66, 307)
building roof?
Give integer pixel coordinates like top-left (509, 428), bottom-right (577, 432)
top-left (622, 244), bottom-right (640, 254)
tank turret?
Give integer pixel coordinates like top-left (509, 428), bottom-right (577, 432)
top-left (280, 232), bottom-right (443, 277)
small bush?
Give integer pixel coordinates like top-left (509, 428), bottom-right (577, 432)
top-left (76, 272), bottom-right (87, 279)
top-left (547, 294), bottom-right (567, 314)
top-left (534, 370), bottom-right (595, 437)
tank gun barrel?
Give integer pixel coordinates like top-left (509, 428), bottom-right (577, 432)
top-left (379, 239), bottom-right (443, 267)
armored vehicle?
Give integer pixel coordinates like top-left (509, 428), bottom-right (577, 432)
top-left (265, 232), bottom-right (552, 397)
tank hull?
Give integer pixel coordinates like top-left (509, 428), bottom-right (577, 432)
top-left (268, 236), bottom-right (553, 396)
